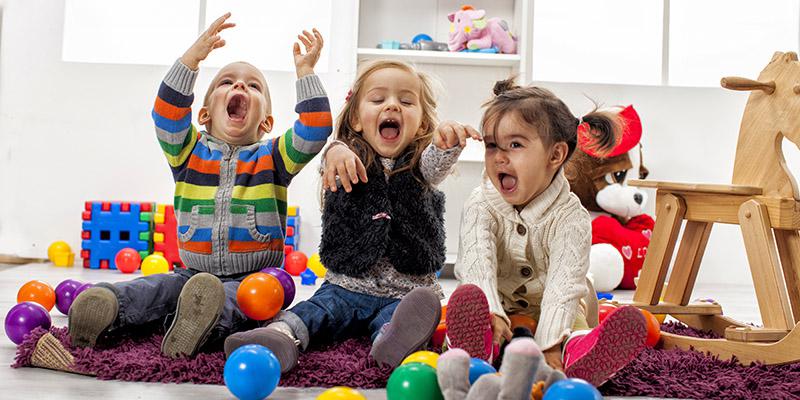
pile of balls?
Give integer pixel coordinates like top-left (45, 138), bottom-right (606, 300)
top-left (5, 279), bottom-right (94, 344)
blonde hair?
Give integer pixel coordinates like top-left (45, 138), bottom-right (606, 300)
top-left (335, 59), bottom-right (439, 180)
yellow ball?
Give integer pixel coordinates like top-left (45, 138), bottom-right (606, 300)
top-left (317, 386), bottom-right (366, 400)
top-left (401, 350), bottom-right (439, 369)
top-left (308, 253), bottom-right (327, 278)
top-left (141, 254), bottom-right (169, 276)
top-left (47, 241), bottom-right (71, 262)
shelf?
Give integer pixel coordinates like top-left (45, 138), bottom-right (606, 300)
top-left (357, 48), bottom-right (520, 67)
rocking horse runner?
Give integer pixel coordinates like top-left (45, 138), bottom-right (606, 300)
top-left (627, 51), bottom-right (800, 365)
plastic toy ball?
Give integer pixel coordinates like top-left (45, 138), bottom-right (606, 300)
top-left (509, 314), bottom-right (538, 334)
top-left (317, 386), bottom-right (367, 400)
top-left (237, 273), bottom-right (284, 321)
top-left (48, 241), bottom-right (74, 266)
top-left (224, 344), bottom-right (281, 400)
top-left (261, 267), bottom-right (295, 309)
top-left (640, 309), bottom-right (661, 347)
top-left (598, 303), bottom-right (618, 324)
top-left (543, 378), bottom-right (602, 400)
top-left (74, 283), bottom-right (94, 299)
top-left (307, 253), bottom-right (327, 278)
top-left (54, 279), bottom-right (82, 315)
top-left (17, 280), bottom-right (56, 312)
top-left (431, 322), bottom-right (447, 350)
top-left (300, 268), bottom-right (317, 285)
top-left (115, 248), bottom-right (141, 274)
top-left (141, 254), bottom-right (169, 276)
top-left (5, 302), bottom-right (52, 345)
top-left (468, 357), bottom-right (497, 385)
top-left (284, 251), bottom-right (308, 276)
top-left (401, 350), bottom-right (439, 369)
top-left (386, 362), bottom-right (443, 400)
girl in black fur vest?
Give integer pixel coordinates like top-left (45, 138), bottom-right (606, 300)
top-left (224, 59), bottom-right (481, 373)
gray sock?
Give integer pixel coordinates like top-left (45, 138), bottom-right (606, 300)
top-left (466, 374), bottom-right (502, 400)
top-left (497, 337), bottom-right (542, 399)
top-left (436, 348), bottom-right (471, 400)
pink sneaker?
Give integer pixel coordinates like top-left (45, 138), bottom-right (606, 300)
top-left (445, 284), bottom-right (493, 361)
top-left (563, 305), bottom-right (647, 386)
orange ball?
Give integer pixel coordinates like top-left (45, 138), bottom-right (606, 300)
top-left (640, 309), bottom-right (661, 347)
top-left (440, 305), bottom-right (447, 323)
top-left (17, 280), bottom-right (56, 312)
top-left (508, 314), bottom-right (538, 334)
top-left (236, 273), bottom-right (284, 321)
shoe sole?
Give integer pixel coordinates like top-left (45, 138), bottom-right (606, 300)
top-left (370, 288), bottom-right (442, 367)
top-left (161, 273), bottom-right (225, 358)
top-left (445, 284), bottom-right (491, 360)
top-left (225, 328), bottom-right (299, 374)
top-left (565, 306), bottom-right (647, 386)
top-left (68, 288), bottom-right (118, 348)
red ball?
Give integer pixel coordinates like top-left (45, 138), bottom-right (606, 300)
top-left (115, 248), bottom-right (141, 274)
top-left (640, 309), bottom-right (661, 347)
top-left (17, 280), bottom-right (56, 312)
top-left (598, 303), bottom-right (618, 324)
top-left (284, 251), bottom-right (308, 276)
top-left (236, 273), bottom-right (284, 321)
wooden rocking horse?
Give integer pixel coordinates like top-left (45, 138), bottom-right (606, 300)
top-left (625, 51), bottom-right (800, 365)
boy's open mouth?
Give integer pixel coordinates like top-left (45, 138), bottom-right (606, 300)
top-left (227, 94), bottom-right (248, 122)
top-left (379, 119), bottom-right (401, 141)
top-left (499, 172), bottom-right (518, 193)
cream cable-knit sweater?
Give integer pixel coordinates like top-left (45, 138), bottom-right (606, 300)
top-left (454, 169), bottom-right (591, 350)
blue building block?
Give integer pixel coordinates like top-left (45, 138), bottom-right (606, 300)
top-left (300, 268), bottom-right (317, 285)
top-left (81, 201), bottom-right (151, 269)
top-left (285, 236), bottom-right (296, 246)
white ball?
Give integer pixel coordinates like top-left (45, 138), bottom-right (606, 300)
top-left (588, 243), bottom-right (624, 292)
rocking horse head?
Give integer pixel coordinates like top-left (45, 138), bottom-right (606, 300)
top-left (725, 51), bottom-right (800, 199)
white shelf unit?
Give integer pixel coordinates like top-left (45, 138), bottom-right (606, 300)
top-left (355, 0), bottom-right (533, 163)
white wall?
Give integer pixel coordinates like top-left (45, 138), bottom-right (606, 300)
top-left (2, 0), bottom-right (795, 286)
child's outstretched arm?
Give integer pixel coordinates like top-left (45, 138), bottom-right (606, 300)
top-left (421, 121), bottom-right (482, 185)
top-left (153, 13), bottom-right (234, 176)
top-left (272, 29), bottom-right (333, 185)
top-left (538, 210), bottom-right (592, 365)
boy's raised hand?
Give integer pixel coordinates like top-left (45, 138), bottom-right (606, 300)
top-left (180, 12), bottom-right (235, 70)
top-left (434, 121), bottom-right (482, 150)
top-left (294, 28), bottom-right (324, 78)
top-left (322, 144), bottom-right (368, 193)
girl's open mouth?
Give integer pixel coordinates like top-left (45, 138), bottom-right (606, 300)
top-left (379, 119), bottom-right (401, 141)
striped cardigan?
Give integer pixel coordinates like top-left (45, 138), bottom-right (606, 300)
top-left (152, 60), bottom-right (332, 276)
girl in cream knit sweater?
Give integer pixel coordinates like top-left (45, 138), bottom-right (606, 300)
top-left (446, 79), bottom-right (648, 388)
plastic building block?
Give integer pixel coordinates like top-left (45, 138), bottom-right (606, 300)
top-left (153, 204), bottom-right (184, 270)
top-left (81, 201), bottom-right (152, 269)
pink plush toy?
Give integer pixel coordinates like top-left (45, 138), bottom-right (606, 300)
top-left (447, 5), bottom-right (517, 54)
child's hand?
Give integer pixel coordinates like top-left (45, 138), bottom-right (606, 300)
top-left (433, 121), bottom-right (482, 150)
top-left (180, 12), bottom-right (235, 71)
top-left (294, 29), bottom-right (324, 78)
top-left (322, 144), bottom-right (368, 193)
top-left (491, 314), bottom-right (512, 346)
top-left (543, 347), bottom-right (564, 371)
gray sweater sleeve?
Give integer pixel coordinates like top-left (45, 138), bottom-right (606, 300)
top-left (420, 144), bottom-right (463, 186)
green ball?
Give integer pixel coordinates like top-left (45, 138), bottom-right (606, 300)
top-left (386, 362), bottom-right (443, 400)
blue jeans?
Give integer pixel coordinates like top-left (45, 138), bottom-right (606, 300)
top-left (96, 268), bottom-right (256, 345)
top-left (276, 282), bottom-right (399, 350)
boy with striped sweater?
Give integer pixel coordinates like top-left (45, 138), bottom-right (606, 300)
top-left (68, 13), bottom-right (332, 358)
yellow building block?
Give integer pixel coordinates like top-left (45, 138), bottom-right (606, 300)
top-left (153, 232), bottom-right (165, 243)
top-left (288, 206), bottom-right (298, 216)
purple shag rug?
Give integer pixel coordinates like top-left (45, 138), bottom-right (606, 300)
top-left (11, 322), bottom-right (800, 398)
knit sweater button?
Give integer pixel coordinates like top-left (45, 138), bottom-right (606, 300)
top-left (517, 224), bottom-right (527, 235)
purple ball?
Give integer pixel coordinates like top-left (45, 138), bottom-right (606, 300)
top-left (5, 302), bottom-right (51, 344)
top-left (74, 282), bottom-right (94, 299)
top-left (54, 279), bottom-right (82, 315)
top-left (261, 268), bottom-right (295, 309)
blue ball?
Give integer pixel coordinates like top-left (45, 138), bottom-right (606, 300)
top-left (224, 344), bottom-right (281, 400)
top-left (468, 357), bottom-right (496, 384)
top-left (543, 378), bottom-right (602, 400)
top-left (412, 33), bottom-right (433, 44)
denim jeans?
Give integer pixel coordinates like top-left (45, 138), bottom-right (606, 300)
top-left (96, 268), bottom-right (256, 345)
top-left (276, 282), bottom-right (400, 350)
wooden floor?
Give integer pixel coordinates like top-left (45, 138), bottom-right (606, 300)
top-left (0, 262), bottom-right (762, 399)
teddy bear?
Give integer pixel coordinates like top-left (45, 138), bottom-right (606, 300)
top-left (564, 105), bottom-right (654, 291)
top-left (447, 5), bottom-right (517, 54)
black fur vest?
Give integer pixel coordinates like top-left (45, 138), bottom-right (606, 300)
top-left (319, 154), bottom-right (446, 278)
